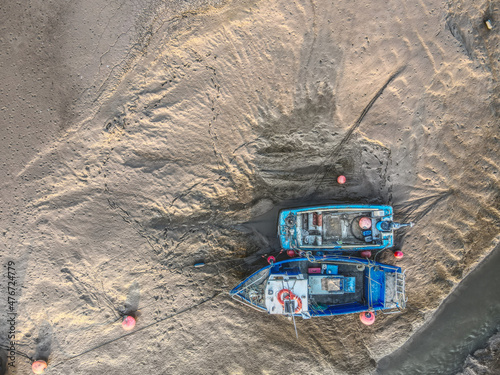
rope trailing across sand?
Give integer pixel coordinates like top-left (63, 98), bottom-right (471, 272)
top-left (49, 292), bottom-right (224, 369)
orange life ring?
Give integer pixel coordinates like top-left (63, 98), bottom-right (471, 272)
top-left (277, 289), bottom-right (302, 314)
top-left (277, 289), bottom-right (292, 305)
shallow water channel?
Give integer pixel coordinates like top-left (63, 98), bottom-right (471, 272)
top-left (376, 243), bottom-right (500, 375)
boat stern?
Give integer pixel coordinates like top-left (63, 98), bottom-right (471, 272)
top-left (265, 273), bottom-right (309, 316)
top-left (383, 269), bottom-right (407, 311)
top-left (365, 264), bottom-right (406, 313)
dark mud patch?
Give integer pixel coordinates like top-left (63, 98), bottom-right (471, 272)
top-left (252, 90), bottom-right (394, 204)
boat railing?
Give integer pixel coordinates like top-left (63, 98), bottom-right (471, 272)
top-left (230, 293), bottom-right (266, 312)
top-left (395, 269), bottom-right (407, 309)
top-left (230, 268), bottom-right (270, 296)
top-left (299, 244), bottom-right (381, 249)
top-left (297, 208), bottom-right (382, 215)
top-left (367, 265), bottom-right (374, 310)
top-left (381, 274), bottom-right (406, 314)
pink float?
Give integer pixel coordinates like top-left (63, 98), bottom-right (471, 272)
top-left (337, 175), bottom-right (346, 184)
top-left (360, 311), bottom-right (376, 325)
top-left (394, 251), bottom-right (404, 259)
top-left (359, 217), bottom-right (372, 229)
top-left (122, 315), bottom-right (136, 331)
top-left (32, 360), bottom-right (47, 374)
top-left (360, 250), bottom-right (372, 258)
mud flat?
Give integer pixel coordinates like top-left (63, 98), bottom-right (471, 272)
top-left (0, 0), bottom-right (498, 374)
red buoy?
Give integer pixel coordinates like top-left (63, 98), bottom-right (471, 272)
top-left (286, 250), bottom-right (296, 258)
top-left (267, 256), bottom-right (276, 265)
top-left (359, 217), bottom-right (372, 229)
top-left (394, 251), bottom-right (404, 259)
top-left (337, 175), bottom-right (346, 184)
top-left (32, 360), bottom-right (47, 374)
top-left (122, 315), bottom-right (136, 331)
top-left (360, 311), bottom-right (376, 325)
top-left (360, 250), bottom-right (372, 258)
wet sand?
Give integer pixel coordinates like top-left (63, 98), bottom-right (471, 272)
top-left (0, 0), bottom-right (499, 374)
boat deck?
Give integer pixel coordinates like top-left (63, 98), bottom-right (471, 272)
top-left (295, 261), bottom-right (366, 309)
top-left (297, 211), bottom-right (376, 247)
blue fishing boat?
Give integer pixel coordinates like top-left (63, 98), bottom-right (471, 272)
top-left (230, 255), bottom-right (406, 323)
top-left (278, 204), bottom-right (413, 252)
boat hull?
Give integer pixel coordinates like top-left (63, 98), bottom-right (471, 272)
top-left (230, 255), bottom-right (406, 319)
top-left (278, 204), bottom-right (395, 252)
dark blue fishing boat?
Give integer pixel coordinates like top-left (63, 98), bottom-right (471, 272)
top-left (230, 255), bottom-right (406, 323)
top-left (278, 205), bottom-right (413, 252)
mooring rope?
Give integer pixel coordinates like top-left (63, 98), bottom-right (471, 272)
top-left (50, 291), bottom-right (224, 369)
